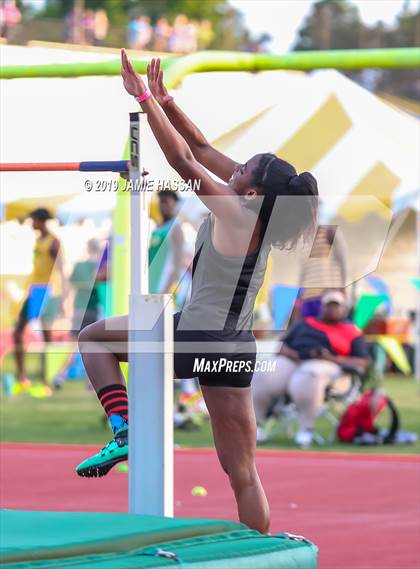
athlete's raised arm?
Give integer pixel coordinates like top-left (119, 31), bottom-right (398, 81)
top-left (147, 57), bottom-right (239, 183)
top-left (121, 50), bottom-right (245, 225)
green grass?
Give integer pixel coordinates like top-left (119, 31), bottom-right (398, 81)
top-left (1, 371), bottom-right (419, 453)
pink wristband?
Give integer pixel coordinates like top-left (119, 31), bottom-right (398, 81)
top-left (136, 89), bottom-right (152, 104)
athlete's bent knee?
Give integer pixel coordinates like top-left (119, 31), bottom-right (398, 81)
top-left (78, 322), bottom-right (98, 351)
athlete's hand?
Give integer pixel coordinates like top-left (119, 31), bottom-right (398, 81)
top-left (147, 58), bottom-right (173, 107)
top-left (121, 49), bottom-right (147, 98)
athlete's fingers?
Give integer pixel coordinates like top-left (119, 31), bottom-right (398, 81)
top-left (121, 49), bottom-right (129, 73)
top-left (150, 57), bottom-right (156, 80)
top-left (120, 49), bottom-right (127, 74)
top-left (158, 69), bottom-right (164, 91)
top-left (122, 51), bottom-right (133, 80)
top-left (123, 50), bottom-right (136, 77)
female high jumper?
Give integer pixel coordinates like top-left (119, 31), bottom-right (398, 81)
top-left (76, 50), bottom-right (318, 534)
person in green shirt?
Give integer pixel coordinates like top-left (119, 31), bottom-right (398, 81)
top-left (149, 190), bottom-right (185, 295)
top-left (70, 238), bottom-right (101, 334)
top-left (53, 238), bottom-right (102, 389)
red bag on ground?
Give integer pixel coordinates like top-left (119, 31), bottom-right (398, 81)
top-left (337, 391), bottom-right (398, 443)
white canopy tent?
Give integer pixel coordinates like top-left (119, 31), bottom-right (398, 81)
top-left (1, 44), bottom-right (418, 310)
top-left (2, 44), bottom-right (417, 218)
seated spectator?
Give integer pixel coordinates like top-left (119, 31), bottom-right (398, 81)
top-left (252, 290), bottom-right (369, 447)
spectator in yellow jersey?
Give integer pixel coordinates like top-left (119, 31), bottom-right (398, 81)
top-left (13, 208), bottom-right (66, 393)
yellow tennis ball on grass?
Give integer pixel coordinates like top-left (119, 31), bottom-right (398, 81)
top-left (191, 486), bottom-right (207, 497)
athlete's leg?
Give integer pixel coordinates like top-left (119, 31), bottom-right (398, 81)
top-left (201, 385), bottom-right (270, 533)
top-left (76, 316), bottom-right (129, 477)
top-left (13, 301), bottom-right (29, 382)
top-left (40, 328), bottom-right (52, 385)
top-left (78, 316), bottom-right (128, 392)
top-left (40, 296), bottom-right (62, 385)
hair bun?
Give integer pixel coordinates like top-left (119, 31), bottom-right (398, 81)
top-left (288, 171), bottom-right (318, 197)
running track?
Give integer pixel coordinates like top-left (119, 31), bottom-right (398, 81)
top-left (1, 443), bottom-right (419, 569)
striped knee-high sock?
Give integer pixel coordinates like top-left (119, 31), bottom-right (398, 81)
top-left (97, 384), bottom-right (128, 433)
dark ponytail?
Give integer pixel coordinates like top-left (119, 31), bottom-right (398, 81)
top-left (288, 171), bottom-right (318, 197)
top-left (250, 154), bottom-right (318, 249)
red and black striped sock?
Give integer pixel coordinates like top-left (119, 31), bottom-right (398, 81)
top-left (97, 384), bottom-right (128, 421)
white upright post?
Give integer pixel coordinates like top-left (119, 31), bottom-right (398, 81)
top-left (415, 207), bottom-right (420, 382)
top-left (128, 111), bottom-right (174, 516)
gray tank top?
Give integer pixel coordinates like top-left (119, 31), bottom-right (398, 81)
top-left (177, 214), bottom-right (271, 336)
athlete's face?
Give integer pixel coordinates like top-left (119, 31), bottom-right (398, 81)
top-left (228, 154), bottom-right (263, 199)
top-left (31, 217), bottom-right (44, 231)
top-left (159, 195), bottom-right (177, 220)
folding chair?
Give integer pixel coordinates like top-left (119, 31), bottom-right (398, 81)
top-left (259, 364), bottom-right (366, 445)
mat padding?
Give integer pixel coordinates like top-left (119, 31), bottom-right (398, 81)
top-left (0, 510), bottom-right (243, 563)
top-left (1, 510), bottom-right (318, 568)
